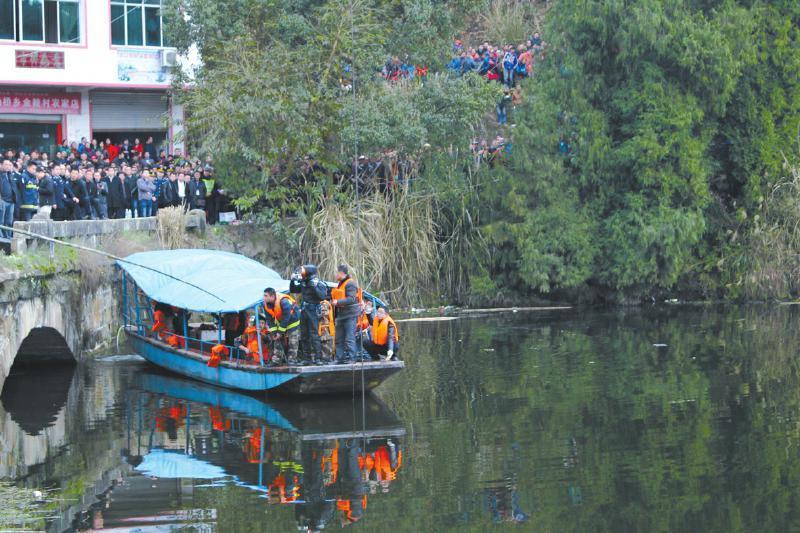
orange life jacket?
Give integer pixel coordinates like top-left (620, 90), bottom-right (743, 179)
top-left (264, 294), bottom-right (296, 321)
top-left (318, 301), bottom-right (335, 337)
top-left (357, 312), bottom-right (370, 332)
top-left (331, 278), bottom-right (363, 303)
top-left (372, 316), bottom-right (399, 346)
top-left (208, 344), bottom-right (228, 367)
top-left (166, 334), bottom-right (185, 349)
top-left (242, 325), bottom-right (269, 363)
top-left (152, 309), bottom-right (168, 334)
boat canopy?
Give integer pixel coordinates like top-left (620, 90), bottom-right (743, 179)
top-left (117, 249), bottom-right (290, 314)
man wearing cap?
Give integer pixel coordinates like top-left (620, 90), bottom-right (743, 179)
top-left (330, 265), bottom-right (361, 364)
top-left (17, 161), bottom-right (40, 221)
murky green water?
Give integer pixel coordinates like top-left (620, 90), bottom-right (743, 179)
top-left (3, 306), bottom-right (800, 532)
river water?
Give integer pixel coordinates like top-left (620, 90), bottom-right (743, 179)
top-left (2, 305), bottom-right (800, 531)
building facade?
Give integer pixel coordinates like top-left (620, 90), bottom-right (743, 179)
top-left (0, 0), bottom-right (185, 156)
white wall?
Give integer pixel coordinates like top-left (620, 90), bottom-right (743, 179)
top-left (65, 89), bottom-right (91, 142)
top-left (0, 0), bottom-right (174, 89)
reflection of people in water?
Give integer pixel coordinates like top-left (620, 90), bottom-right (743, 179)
top-left (362, 439), bottom-right (402, 494)
top-left (296, 442), bottom-right (336, 531)
top-left (484, 443), bottom-right (529, 523)
top-left (334, 440), bottom-right (366, 526)
top-left (155, 404), bottom-right (187, 440)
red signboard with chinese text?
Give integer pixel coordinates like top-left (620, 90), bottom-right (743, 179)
top-left (0, 92), bottom-right (82, 115)
top-left (15, 50), bottom-right (65, 69)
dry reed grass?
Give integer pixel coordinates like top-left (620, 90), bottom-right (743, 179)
top-left (303, 191), bottom-right (438, 306)
top-left (156, 207), bottom-right (188, 250)
top-left (479, 0), bottom-right (546, 45)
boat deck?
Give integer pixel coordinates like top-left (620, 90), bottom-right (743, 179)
top-left (125, 326), bottom-right (404, 394)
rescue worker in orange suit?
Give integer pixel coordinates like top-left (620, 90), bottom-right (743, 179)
top-left (152, 301), bottom-right (173, 340)
top-left (331, 265), bottom-right (361, 364)
top-left (261, 287), bottom-right (301, 366)
top-left (238, 317), bottom-right (269, 364)
top-left (363, 307), bottom-right (400, 360)
top-left (289, 264), bottom-right (329, 365)
top-left (355, 299), bottom-right (374, 354)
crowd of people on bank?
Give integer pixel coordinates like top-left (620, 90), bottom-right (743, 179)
top-left (379, 32), bottom-right (545, 89)
top-left (0, 138), bottom-right (227, 239)
top-left (151, 264), bottom-right (400, 367)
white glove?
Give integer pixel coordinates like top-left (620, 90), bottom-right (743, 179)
top-left (387, 349), bottom-right (394, 359)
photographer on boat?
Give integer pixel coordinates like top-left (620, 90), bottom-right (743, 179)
top-left (289, 264), bottom-right (329, 365)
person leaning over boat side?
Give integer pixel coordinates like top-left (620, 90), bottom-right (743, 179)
top-left (222, 310), bottom-right (248, 347)
top-left (362, 307), bottom-right (400, 361)
top-left (261, 287), bottom-right (301, 366)
top-left (289, 264), bottom-right (329, 365)
top-left (331, 265), bottom-right (361, 364)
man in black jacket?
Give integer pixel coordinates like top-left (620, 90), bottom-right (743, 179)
top-left (289, 264), bottom-right (330, 364)
top-left (108, 171), bottom-right (129, 219)
top-left (0, 159), bottom-right (16, 237)
top-left (68, 168), bottom-right (89, 220)
top-left (187, 171), bottom-right (207, 210)
top-left (331, 265), bottom-right (360, 364)
top-left (37, 168), bottom-right (54, 213)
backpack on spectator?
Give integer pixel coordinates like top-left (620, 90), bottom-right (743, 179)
top-left (160, 181), bottom-right (175, 206)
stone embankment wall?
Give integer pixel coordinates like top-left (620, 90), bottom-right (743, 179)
top-left (0, 271), bottom-right (117, 385)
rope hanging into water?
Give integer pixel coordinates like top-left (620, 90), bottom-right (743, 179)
top-left (0, 223), bottom-right (225, 302)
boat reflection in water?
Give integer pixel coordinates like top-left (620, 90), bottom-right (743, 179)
top-left (98, 370), bottom-right (405, 531)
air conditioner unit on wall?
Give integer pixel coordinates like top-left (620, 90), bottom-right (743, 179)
top-left (160, 49), bottom-right (178, 68)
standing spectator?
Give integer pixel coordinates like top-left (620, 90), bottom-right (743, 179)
top-left (92, 170), bottom-right (109, 219)
top-left (187, 170), bottom-right (207, 211)
top-left (120, 139), bottom-right (132, 160)
top-left (86, 168), bottom-right (98, 218)
top-left (132, 138), bottom-right (144, 157)
top-left (51, 165), bottom-right (72, 221)
top-left (125, 166), bottom-right (139, 218)
top-left (496, 90), bottom-right (512, 125)
top-left (106, 138), bottom-right (120, 163)
top-left (502, 48), bottom-right (517, 87)
top-left (160, 172), bottom-right (179, 208)
top-left (68, 168), bottom-right (90, 220)
top-left (37, 167), bottom-right (54, 217)
top-left (136, 170), bottom-right (156, 217)
top-left (144, 136), bottom-right (156, 160)
top-left (202, 169), bottom-right (220, 224)
top-left (177, 172), bottom-right (189, 208)
top-left (108, 171), bottom-right (129, 219)
top-left (17, 161), bottom-right (39, 222)
top-left (0, 160), bottom-right (16, 237)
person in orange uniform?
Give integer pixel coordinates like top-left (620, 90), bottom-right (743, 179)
top-left (238, 317), bottom-right (269, 364)
top-left (261, 288), bottom-right (301, 365)
top-left (362, 307), bottom-right (399, 360)
top-left (331, 265), bottom-right (361, 364)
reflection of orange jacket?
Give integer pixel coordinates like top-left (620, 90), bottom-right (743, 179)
top-left (269, 473), bottom-right (301, 503)
top-left (155, 405), bottom-right (187, 432)
top-left (361, 446), bottom-right (402, 481)
top-left (209, 406), bottom-right (230, 432)
top-left (322, 447), bottom-right (339, 486)
top-left (244, 427), bottom-right (265, 463)
top-left (336, 495), bottom-right (368, 523)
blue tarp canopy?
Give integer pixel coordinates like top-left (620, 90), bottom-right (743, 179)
top-left (117, 249), bottom-right (290, 314)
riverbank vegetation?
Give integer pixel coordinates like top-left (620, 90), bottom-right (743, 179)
top-left (166, 0), bottom-right (800, 305)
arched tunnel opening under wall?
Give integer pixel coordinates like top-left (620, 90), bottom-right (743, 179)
top-left (2, 327), bottom-right (77, 436)
top-left (12, 327), bottom-right (78, 368)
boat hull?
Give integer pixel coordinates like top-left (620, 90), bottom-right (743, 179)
top-left (126, 329), bottom-right (404, 395)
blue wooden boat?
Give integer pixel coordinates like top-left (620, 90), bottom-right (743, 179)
top-left (117, 249), bottom-right (404, 394)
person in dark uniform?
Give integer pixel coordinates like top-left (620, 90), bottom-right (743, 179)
top-left (289, 264), bottom-right (329, 365)
top-left (331, 265), bottom-right (360, 364)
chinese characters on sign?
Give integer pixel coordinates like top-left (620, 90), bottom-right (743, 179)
top-left (0, 92), bottom-right (82, 115)
top-left (15, 50), bottom-right (66, 69)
